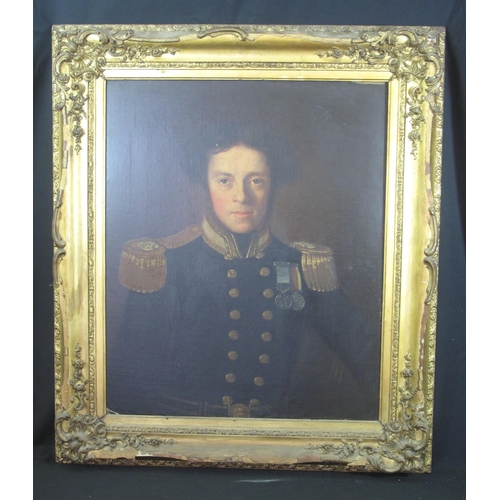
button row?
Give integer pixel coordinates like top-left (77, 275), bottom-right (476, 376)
top-left (228, 288), bottom-right (274, 299)
top-left (223, 265), bottom-right (273, 394)
top-left (226, 351), bottom-right (269, 363)
top-left (230, 310), bottom-right (273, 321)
top-left (228, 330), bottom-right (272, 341)
top-left (225, 373), bottom-right (265, 386)
top-left (227, 267), bottom-right (271, 278)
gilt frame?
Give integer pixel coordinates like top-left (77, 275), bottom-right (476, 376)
top-left (52, 24), bottom-right (444, 472)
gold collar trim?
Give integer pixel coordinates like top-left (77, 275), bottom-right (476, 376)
top-left (202, 212), bottom-right (271, 259)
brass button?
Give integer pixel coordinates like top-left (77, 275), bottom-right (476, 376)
top-left (259, 267), bottom-right (270, 277)
top-left (225, 373), bottom-right (236, 383)
top-left (229, 288), bottom-right (240, 298)
top-left (222, 396), bottom-right (233, 405)
top-left (227, 269), bottom-right (237, 278)
top-left (229, 330), bottom-right (239, 340)
top-left (228, 351), bottom-right (238, 361)
top-left (254, 377), bottom-right (264, 386)
top-left (263, 288), bottom-right (274, 298)
top-left (262, 310), bottom-right (273, 320)
top-left (230, 310), bottom-right (241, 320)
top-left (250, 399), bottom-right (260, 406)
top-left (259, 354), bottom-right (270, 364)
top-left (261, 332), bottom-right (272, 342)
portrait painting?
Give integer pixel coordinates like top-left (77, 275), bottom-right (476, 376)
top-left (53, 25), bottom-right (443, 471)
top-left (104, 80), bottom-right (386, 421)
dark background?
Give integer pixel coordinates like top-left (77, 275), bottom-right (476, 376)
top-left (34, 1), bottom-right (465, 499)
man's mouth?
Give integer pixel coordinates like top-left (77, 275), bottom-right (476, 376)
top-left (231, 211), bottom-right (253, 218)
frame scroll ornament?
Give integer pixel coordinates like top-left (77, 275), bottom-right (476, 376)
top-left (317, 27), bottom-right (444, 158)
top-left (52, 27), bottom-right (179, 151)
top-left (56, 345), bottom-right (179, 463)
top-left (305, 354), bottom-right (429, 472)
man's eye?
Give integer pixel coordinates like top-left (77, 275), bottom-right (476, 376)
top-left (250, 178), bottom-right (264, 185)
top-left (218, 178), bottom-right (230, 185)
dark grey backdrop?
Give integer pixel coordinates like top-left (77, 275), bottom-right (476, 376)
top-left (34, 1), bottom-right (465, 498)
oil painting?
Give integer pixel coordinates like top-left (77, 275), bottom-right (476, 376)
top-left (105, 80), bottom-right (386, 420)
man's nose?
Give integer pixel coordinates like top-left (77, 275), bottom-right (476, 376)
top-left (232, 181), bottom-right (250, 204)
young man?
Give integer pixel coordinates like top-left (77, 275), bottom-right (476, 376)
top-left (107, 126), bottom-right (380, 419)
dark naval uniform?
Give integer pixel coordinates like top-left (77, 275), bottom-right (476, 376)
top-left (107, 213), bottom-right (380, 420)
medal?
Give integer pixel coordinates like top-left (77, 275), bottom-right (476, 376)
top-left (274, 262), bottom-right (305, 310)
top-left (291, 292), bottom-right (305, 311)
top-left (275, 292), bottom-right (293, 309)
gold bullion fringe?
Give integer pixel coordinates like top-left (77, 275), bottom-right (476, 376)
top-left (119, 240), bottom-right (167, 293)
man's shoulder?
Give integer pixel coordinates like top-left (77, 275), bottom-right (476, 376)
top-left (118, 225), bottom-right (203, 293)
top-left (157, 225), bottom-right (203, 250)
top-left (270, 236), bottom-right (333, 256)
top-left (280, 238), bottom-right (339, 292)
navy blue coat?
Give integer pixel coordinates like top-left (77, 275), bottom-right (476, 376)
top-left (107, 228), bottom-right (380, 419)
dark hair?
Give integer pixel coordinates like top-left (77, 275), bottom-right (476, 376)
top-left (181, 123), bottom-right (300, 189)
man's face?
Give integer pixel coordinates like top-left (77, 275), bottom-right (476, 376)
top-left (207, 144), bottom-right (271, 234)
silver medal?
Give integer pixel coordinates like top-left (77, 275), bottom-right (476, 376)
top-left (274, 261), bottom-right (305, 311)
top-left (275, 292), bottom-right (292, 310)
top-left (291, 292), bottom-right (305, 311)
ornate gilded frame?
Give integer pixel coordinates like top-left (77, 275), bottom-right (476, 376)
top-left (52, 24), bottom-right (444, 472)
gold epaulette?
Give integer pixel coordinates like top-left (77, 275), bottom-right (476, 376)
top-left (289, 241), bottom-right (339, 292)
top-left (119, 225), bottom-right (202, 293)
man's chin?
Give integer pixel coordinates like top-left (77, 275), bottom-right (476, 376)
top-left (224, 220), bottom-right (258, 234)
top-left (219, 216), bottom-right (255, 234)
top-left (229, 226), bottom-right (255, 234)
